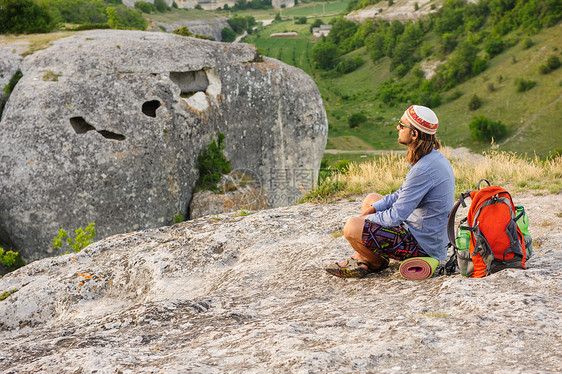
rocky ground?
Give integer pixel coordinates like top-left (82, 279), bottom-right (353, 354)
top-left (0, 190), bottom-right (560, 373)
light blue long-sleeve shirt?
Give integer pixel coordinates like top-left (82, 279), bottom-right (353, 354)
top-left (365, 149), bottom-right (455, 260)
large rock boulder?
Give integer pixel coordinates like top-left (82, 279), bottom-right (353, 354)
top-left (0, 30), bottom-right (327, 261)
top-left (0, 192), bottom-right (560, 372)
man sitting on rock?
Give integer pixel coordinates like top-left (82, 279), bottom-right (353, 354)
top-left (326, 105), bottom-right (455, 278)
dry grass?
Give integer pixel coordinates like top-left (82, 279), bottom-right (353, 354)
top-left (302, 151), bottom-right (562, 203)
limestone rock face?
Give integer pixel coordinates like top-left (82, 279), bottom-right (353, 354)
top-left (155, 18), bottom-right (230, 41)
top-left (0, 30), bottom-right (327, 261)
top-left (0, 192), bottom-right (560, 372)
top-left (0, 47), bottom-right (21, 104)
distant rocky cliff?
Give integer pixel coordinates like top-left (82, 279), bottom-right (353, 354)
top-left (0, 30), bottom-right (327, 261)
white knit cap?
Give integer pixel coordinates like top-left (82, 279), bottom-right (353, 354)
top-left (404, 105), bottom-right (439, 135)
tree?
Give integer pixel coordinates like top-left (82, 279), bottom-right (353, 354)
top-left (0, 0), bottom-right (53, 34)
top-left (312, 40), bottom-right (339, 70)
top-left (154, 0), bottom-right (170, 12)
top-left (221, 27), bottom-right (236, 42)
top-left (134, 1), bottom-right (154, 13)
top-left (309, 18), bottom-right (324, 33)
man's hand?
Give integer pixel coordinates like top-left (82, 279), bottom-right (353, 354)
top-left (361, 205), bottom-right (376, 218)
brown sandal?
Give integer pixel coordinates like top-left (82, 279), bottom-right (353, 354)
top-left (325, 257), bottom-right (390, 278)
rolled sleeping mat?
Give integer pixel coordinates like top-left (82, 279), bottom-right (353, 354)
top-left (399, 257), bottom-right (439, 280)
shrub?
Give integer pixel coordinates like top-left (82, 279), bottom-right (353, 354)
top-left (52, 223), bottom-right (96, 254)
top-left (134, 1), bottom-right (154, 13)
top-left (73, 23), bottom-right (111, 31)
top-left (522, 37), bottom-right (534, 49)
top-left (515, 77), bottom-right (536, 92)
top-left (469, 115), bottom-right (507, 142)
top-left (547, 55), bottom-right (561, 70)
top-left (0, 0), bottom-right (54, 34)
top-left (0, 246), bottom-right (26, 273)
top-left (348, 112), bottom-right (367, 128)
top-left (295, 17), bottom-right (307, 25)
top-left (484, 36), bottom-right (505, 57)
top-left (195, 133), bottom-right (233, 192)
top-left (106, 6), bottom-right (147, 30)
top-left (335, 55), bottom-right (364, 74)
top-left (221, 27), bottom-right (236, 42)
top-left (468, 94), bottom-right (481, 110)
top-left (539, 64), bottom-right (550, 74)
top-left (154, 0), bottom-right (170, 12)
top-left (447, 90), bottom-right (463, 102)
top-left (172, 26), bottom-right (192, 37)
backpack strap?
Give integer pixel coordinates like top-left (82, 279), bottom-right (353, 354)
top-left (447, 191), bottom-right (473, 250)
top-left (477, 179), bottom-right (491, 189)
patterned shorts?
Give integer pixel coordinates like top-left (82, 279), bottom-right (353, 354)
top-left (362, 220), bottom-right (428, 261)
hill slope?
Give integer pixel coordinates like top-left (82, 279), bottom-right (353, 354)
top-left (244, 1), bottom-right (562, 158)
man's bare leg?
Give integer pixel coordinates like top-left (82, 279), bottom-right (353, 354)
top-left (361, 193), bottom-right (384, 215)
top-left (341, 216), bottom-right (386, 269)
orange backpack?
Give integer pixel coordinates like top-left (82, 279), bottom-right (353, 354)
top-left (447, 179), bottom-right (527, 278)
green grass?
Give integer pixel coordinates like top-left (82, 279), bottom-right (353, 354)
top-left (245, 21), bottom-right (315, 74)
top-left (281, 1), bottom-right (350, 17)
top-left (145, 8), bottom-right (222, 23)
top-left (215, 0), bottom-right (349, 20)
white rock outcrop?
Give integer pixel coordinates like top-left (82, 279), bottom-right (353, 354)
top-left (0, 192), bottom-right (560, 372)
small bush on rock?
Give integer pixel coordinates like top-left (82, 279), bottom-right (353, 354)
top-left (53, 223), bottom-right (96, 254)
top-left (196, 133), bottom-right (233, 192)
top-left (0, 246), bottom-right (26, 274)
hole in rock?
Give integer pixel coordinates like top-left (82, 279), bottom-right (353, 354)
top-left (142, 100), bottom-right (161, 117)
top-left (69, 116), bottom-right (125, 141)
top-left (97, 130), bottom-right (126, 141)
top-left (170, 70), bottom-right (209, 97)
top-left (70, 116), bottom-right (95, 134)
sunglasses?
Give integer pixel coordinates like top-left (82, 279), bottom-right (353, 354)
top-left (398, 121), bottom-right (416, 132)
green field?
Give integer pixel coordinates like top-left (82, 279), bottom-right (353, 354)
top-left (213, 0), bottom-right (349, 20)
top-left (145, 8), bottom-right (223, 22)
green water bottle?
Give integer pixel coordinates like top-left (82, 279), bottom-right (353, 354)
top-left (515, 206), bottom-right (530, 236)
top-left (515, 205), bottom-right (533, 259)
top-left (456, 228), bottom-right (472, 277)
top-left (456, 228), bottom-right (471, 251)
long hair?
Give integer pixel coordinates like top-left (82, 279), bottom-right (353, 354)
top-left (406, 130), bottom-right (441, 165)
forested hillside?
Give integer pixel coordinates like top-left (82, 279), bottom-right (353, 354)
top-left (246, 0), bottom-right (561, 157)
